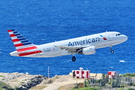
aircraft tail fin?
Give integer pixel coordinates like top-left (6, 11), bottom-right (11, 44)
top-left (7, 29), bottom-right (37, 52)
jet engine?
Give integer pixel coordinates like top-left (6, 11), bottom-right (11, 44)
top-left (78, 46), bottom-right (96, 55)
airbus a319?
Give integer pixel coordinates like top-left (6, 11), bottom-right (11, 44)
top-left (8, 29), bottom-right (128, 62)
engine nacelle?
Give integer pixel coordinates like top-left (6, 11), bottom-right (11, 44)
top-left (82, 46), bottom-right (96, 55)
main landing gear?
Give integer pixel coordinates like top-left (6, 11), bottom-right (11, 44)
top-left (72, 56), bottom-right (76, 62)
top-left (71, 47), bottom-right (114, 62)
top-left (110, 47), bottom-right (114, 53)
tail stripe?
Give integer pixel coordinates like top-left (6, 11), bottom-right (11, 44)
top-left (11, 37), bottom-right (18, 40)
top-left (13, 31), bottom-right (18, 33)
top-left (19, 50), bottom-right (42, 56)
top-left (17, 36), bottom-right (24, 39)
top-left (12, 39), bottom-right (20, 42)
top-left (8, 30), bottom-right (12, 32)
top-left (15, 33), bottom-right (21, 36)
top-left (10, 34), bottom-right (16, 37)
top-left (9, 32), bottom-right (13, 34)
top-left (23, 42), bottom-right (32, 45)
top-left (14, 41), bottom-right (22, 44)
top-left (16, 45), bottom-right (35, 50)
top-left (17, 46), bottom-right (37, 52)
top-left (19, 38), bottom-right (27, 41)
top-left (21, 40), bottom-right (29, 43)
top-left (14, 43), bottom-right (24, 47)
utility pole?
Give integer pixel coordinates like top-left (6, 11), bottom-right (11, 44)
top-left (48, 66), bottom-right (50, 78)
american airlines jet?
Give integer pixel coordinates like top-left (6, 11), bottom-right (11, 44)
top-left (8, 29), bottom-right (128, 62)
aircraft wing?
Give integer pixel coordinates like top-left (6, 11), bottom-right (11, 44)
top-left (55, 45), bottom-right (91, 53)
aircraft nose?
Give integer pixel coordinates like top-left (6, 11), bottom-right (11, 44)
top-left (121, 35), bottom-right (128, 41)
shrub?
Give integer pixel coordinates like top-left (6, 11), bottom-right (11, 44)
top-left (127, 88), bottom-right (135, 90)
top-left (122, 73), bottom-right (135, 77)
top-left (132, 83), bottom-right (135, 86)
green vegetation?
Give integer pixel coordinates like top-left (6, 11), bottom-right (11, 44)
top-left (20, 82), bottom-right (25, 84)
top-left (70, 73), bottom-right (135, 90)
top-left (121, 73), bottom-right (135, 77)
top-left (0, 81), bottom-right (14, 90)
top-left (118, 88), bottom-right (125, 90)
top-left (126, 88), bottom-right (135, 90)
top-left (0, 75), bottom-right (4, 77)
top-left (132, 83), bottom-right (135, 86)
top-left (72, 87), bottom-right (99, 90)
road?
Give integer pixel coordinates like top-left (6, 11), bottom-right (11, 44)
top-left (42, 75), bottom-right (84, 90)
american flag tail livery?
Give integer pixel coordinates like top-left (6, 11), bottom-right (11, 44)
top-left (7, 29), bottom-right (42, 57)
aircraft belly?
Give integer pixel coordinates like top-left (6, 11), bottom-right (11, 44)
top-left (41, 50), bottom-right (70, 57)
top-left (95, 40), bottom-right (123, 49)
top-left (95, 41), bottom-right (113, 49)
top-left (60, 50), bottom-right (71, 56)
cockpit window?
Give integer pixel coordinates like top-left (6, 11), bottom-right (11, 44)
top-left (118, 33), bottom-right (120, 36)
top-left (116, 33), bottom-right (121, 36)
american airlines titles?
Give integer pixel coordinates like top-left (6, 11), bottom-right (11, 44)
top-left (68, 37), bottom-right (100, 46)
top-left (43, 37), bottom-right (101, 52)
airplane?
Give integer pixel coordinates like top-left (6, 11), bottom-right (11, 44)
top-left (7, 29), bottom-right (128, 62)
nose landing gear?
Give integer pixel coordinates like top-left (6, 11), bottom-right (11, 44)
top-left (110, 47), bottom-right (114, 53)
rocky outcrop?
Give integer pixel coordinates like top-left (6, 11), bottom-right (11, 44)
top-left (0, 73), bottom-right (47, 90)
top-left (17, 75), bottom-right (46, 90)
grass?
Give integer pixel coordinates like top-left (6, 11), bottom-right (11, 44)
top-left (0, 75), bottom-right (4, 77)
